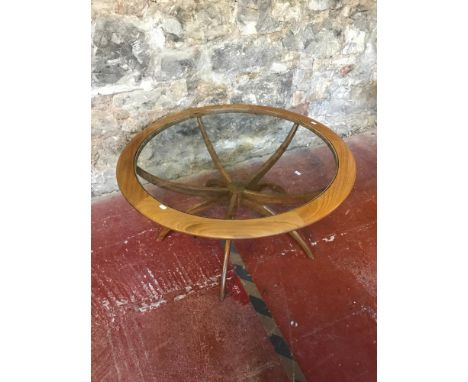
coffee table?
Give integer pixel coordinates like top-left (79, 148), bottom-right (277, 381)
top-left (116, 104), bottom-right (356, 300)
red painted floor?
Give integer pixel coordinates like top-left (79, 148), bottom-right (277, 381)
top-left (92, 130), bottom-right (376, 381)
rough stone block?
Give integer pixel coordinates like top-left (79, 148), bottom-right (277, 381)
top-left (92, 18), bottom-right (151, 87)
top-left (308, 0), bottom-right (337, 11)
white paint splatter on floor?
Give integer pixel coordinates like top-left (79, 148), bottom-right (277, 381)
top-left (323, 234), bottom-right (336, 242)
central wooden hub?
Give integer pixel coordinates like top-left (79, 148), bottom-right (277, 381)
top-left (227, 182), bottom-right (245, 193)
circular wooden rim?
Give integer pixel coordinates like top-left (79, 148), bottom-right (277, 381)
top-left (116, 104), bottom-right (356, 239)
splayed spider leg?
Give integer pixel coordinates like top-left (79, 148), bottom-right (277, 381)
top-left (247, 122), bottom-right (299, 188)
top-left (286, 230), bottom-right (315, 260)
top-left (241, 198), bottom-right (314, 260)
top-left (137, 166), bottom-right (229, 197)
top-left (219, 193), bottom-right (239, 301)
top-left (242, 188), bottom-right (324, 204)
top-left (220, 239), bottom-right (232, 301)
top-left (196, 116), bottom-right (232, 184)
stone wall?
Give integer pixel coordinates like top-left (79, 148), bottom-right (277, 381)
top-left (91, 0), bottom-right (376, 197)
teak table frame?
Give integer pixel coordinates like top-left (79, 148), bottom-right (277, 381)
top-left (117, 104), bottom-right (356, 300)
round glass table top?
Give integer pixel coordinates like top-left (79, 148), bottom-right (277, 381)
top-left (116, 104), bottom-right (356, 239)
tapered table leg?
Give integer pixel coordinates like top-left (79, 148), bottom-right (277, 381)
top-left (218, 193), bottom-right (239, 300)
top-left (288, 230), bottom-right (314, 260)
top-left (219, 239), bottom-right (232, 301)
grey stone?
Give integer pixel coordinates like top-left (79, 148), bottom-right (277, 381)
top-left (160, 55), bottom-right (195, 79)
top-left (236, 0), bottom-right (260, 26)
top-left (257, 0), bottom-right (281, 33)
top-left (192, 82), bottom-right (229, 105)
top-left (211, 44), bottom-right (244, 72)
top-left (342, 27), bottom-right (367, 54)
top-left (112, 89), bottom-right (163, 113)
top-left (235, 72), bottom-right (294, 107)
top-left (235, 0), bottom-right (280, 34)
top-left (161, 17), bottom-right (183, 41)
top-left (305, 29), bottom-right (341, 57)
top-left (211, 40), bottom-right (279, 72)
top-left (92, 18), bottom-right (151, 86)
top-left (308, 0), bottom-right (337, 11)
top-left (91, 0), bottom-right (148, 18)
top-left (181, 2), bottom-right (234, 42)
top-left (282, 31), bottom-right (304, 51)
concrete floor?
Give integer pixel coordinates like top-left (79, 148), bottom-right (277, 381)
top-left (92, 130), bottom-right (376, 381)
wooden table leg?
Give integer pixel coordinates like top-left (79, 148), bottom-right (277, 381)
top-left (219, 239), bottom-right (232, 301)
top-left (219, 193), bottom-right (240, 300)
